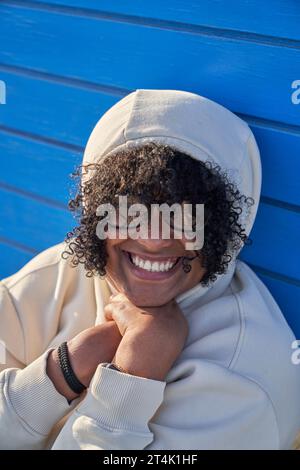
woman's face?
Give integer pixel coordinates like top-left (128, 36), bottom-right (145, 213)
top-left (105, 222), bottom-right (206, 307)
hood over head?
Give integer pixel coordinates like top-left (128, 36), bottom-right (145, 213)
top-left (82, 89), bottom-right (262, 302)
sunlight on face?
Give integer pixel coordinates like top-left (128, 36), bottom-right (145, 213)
top-left (104, 221), bottom-right (206, 307)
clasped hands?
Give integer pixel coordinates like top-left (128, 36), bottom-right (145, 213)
top-left (47, 293), bottom-right (188, 401)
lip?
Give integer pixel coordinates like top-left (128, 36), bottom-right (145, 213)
top-left (121, 249), bottom-right (183, 281)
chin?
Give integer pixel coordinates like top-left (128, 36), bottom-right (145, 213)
top-left (136, 298), bottom-right (169, 308)
top-left (123, 284), bottom-right (173, 308)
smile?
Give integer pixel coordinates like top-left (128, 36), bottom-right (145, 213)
top-left (130, 252), bottom-right (180, 272)
top-left (122, 250), bottom-right (182, 280)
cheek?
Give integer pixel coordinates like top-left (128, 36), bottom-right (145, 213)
top-left (180, 233), bottom-right (199, 253)
top-left (105, 239), bottom-right (123, 258)
top-left (105, 241), bottom-right (122, 273)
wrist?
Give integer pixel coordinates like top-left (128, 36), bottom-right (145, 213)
top-left (114, 331), bottom-right (177, 381)
top-left (46, 349), bottom-right (79, 402)
top-left (67, 322), bottom-right (123, 386)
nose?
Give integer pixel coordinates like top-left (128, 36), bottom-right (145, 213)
top-left (134, 223), bottom-right (175, 251)
top-left (136, 236), bottom-right (174, 251)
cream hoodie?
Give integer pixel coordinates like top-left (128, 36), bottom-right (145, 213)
top-left (0, 89), bottom-right (300, 450)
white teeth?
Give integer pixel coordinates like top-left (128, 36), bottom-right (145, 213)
top-left (152, 262), bottom-right (159, 272)
top-left (159, 262), bottom-right (165, 271)
top-left (144, 260), bottom-right (151, 271)
top-left (130, 253), bottom-right (177, 272)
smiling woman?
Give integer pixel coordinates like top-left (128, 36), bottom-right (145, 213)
top-left (63, 142), bottom-right (254, 299)
top-left (0, 89), bottom-right (300, 450)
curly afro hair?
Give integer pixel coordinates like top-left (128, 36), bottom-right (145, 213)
top-left (62, 142), bottom-right (254, 286)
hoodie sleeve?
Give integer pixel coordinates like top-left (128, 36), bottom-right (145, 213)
top-left (51, 365), bottom-right (166, 450)
top-left (0, 349), bottom-right (76, 449)
top-left (0, 247), bottom-right (78, 449)
top-left (51, 362), bottom-right (280, 450)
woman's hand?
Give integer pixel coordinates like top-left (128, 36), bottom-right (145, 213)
top-left (104, 293), bottom-right (189, 381)
top-left (47, 321), bottom-right (122, 401)
top-left (47, 293), bottom-right (188, 401)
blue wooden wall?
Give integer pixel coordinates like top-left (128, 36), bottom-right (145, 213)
top-left (0, 1), bottom-right (299, 335)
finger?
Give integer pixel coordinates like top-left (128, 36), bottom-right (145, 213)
top-left (104, 302), bottom-right (131, 337)
top-left (110, 292), bottom-right (128, 303)
top-left (104, 303), bottom-right (114, 321)
top-left (106, 301), bottom-right (134, 327)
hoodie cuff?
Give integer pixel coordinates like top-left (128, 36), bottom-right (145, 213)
top-left (6, 349), bottom-right (75, 436)
top-left (77, 364), bottom-right (166, 434)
